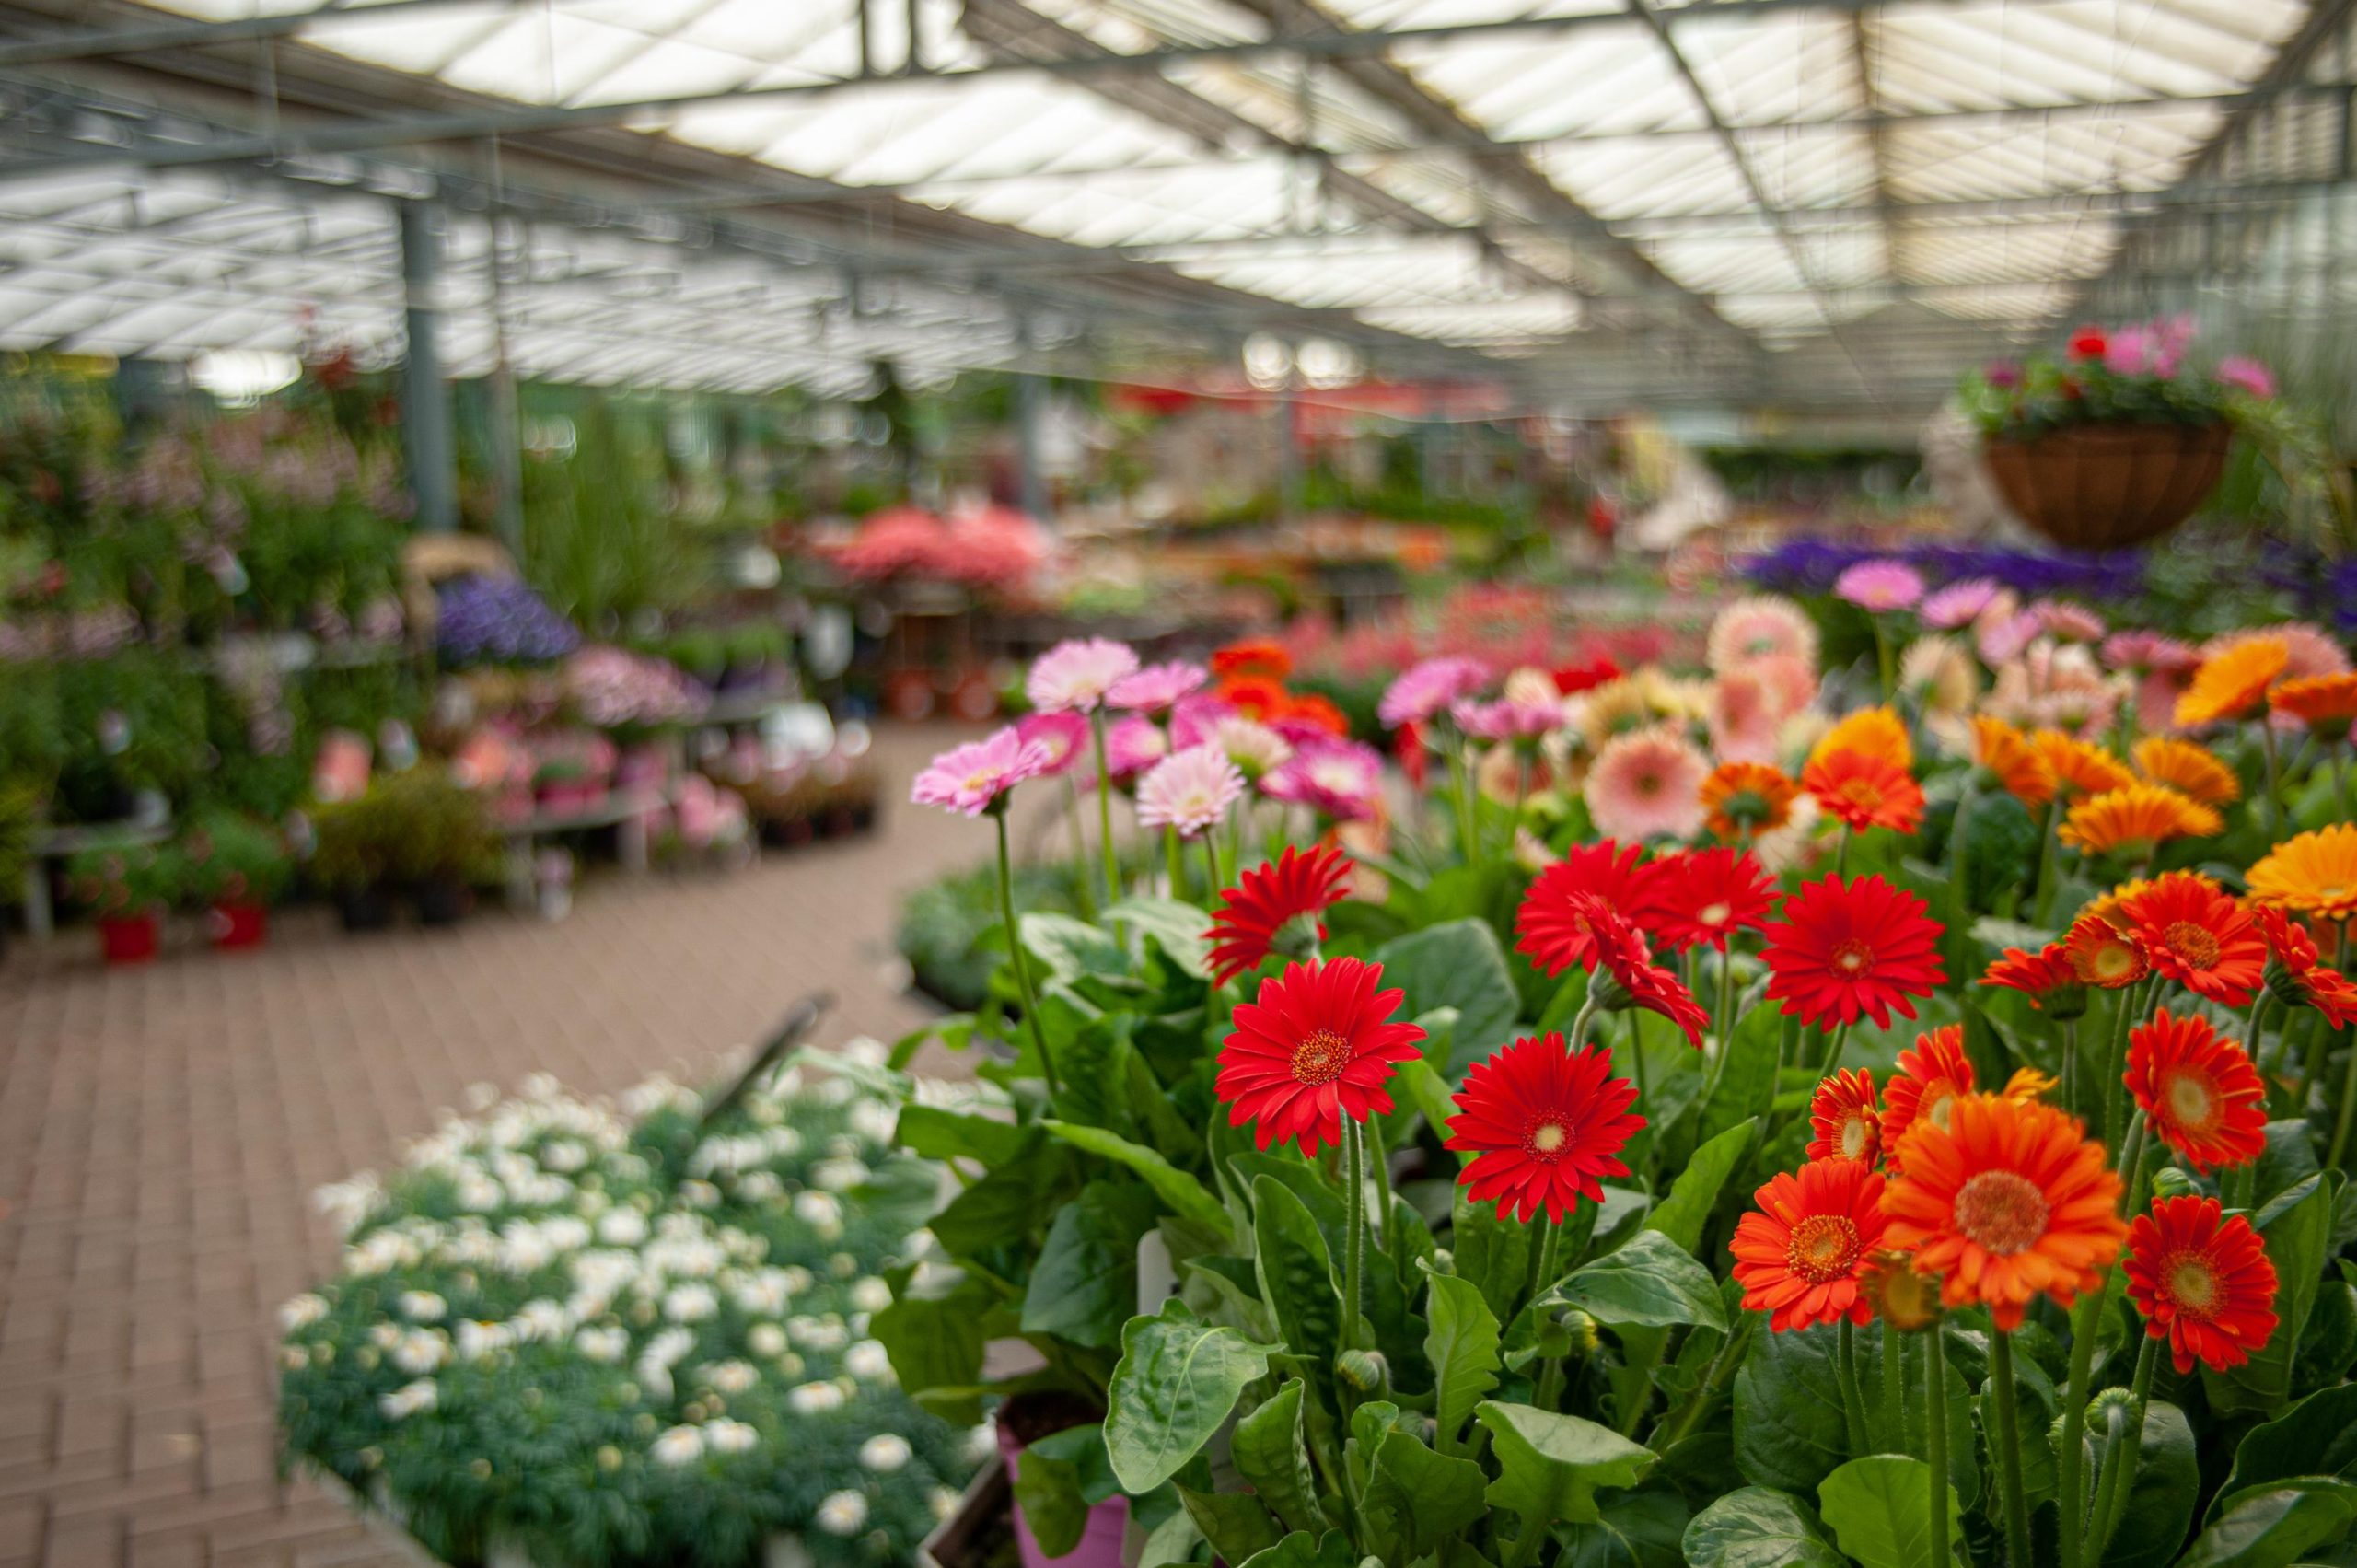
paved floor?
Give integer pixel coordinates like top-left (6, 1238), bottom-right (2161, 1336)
top-left (0, 724), bottom-right (1014, 1568)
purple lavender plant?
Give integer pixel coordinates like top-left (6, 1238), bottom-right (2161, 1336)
top-left (435, 576), bottom-right (582, 668)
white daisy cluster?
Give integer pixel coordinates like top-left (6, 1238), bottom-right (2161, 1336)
top-left (276, 1057), bottom-right (978, 1568)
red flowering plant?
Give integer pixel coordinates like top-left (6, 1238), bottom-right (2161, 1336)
top-left (865, 620), bottom-right (2351, 1568)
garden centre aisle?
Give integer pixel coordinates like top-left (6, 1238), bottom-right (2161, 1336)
top-left (0, 723), bottom-right (997, 1568)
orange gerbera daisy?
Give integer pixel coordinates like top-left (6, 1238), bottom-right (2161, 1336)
top-left (1981, 942), bottom-right (2089, 1018)
top-left (2132, 736), bottom-right (2241, 807)
top-left (1700, 761), bottom-right (1800, 840)
top-left (2270, 672), bottom-right (2357, 740)
top-left (1881, 1093), bottom-right (2128, 1330)
top-left (2247, 825), bottom-right (2357, 922)
top-left (1879, 1025), bottom-right (1975, 1175)
top-left (1212, 638), bottom-right (1291, 680)
top-left (1732, 1157), bottom-right (1888, 1332)
top-left (2063, 915), bottom-right (2150, 989)
top-left (2125, 1195), bottom-right (2280, 1375)
top-left (2175, 636), bottom-right (2289, 728)
top-left (1811, 706), bottom-right (1912, 771)
top-left (2031, 730), bottom-right (2137, 801)
top-left (1806, 1069), bottom-right (1881, 1165)
top-left (2003, 1066), bottom-right (2060, 1103)
top-left (2125, 1008), bottom-right (2267, 1172)
top-left (1802, 749), bottom-right (1925, 835)
top-left (2115, 872), bottom-right (2267, 1007)
top-left (2257, 906), bottom-right (2357, 1028)
top-left (2056, 784), bottom-right (2223, 857)
top-left (1972, 714), bottom-right (2056, 807)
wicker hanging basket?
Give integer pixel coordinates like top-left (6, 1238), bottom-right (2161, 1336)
top-left (1981, 421), bottom-right (2232, 552)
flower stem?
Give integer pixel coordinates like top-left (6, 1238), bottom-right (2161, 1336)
top-left (1450, 740), bottom-right (1481, 870)
top-left (1821, 1020), bottom-right (1854, 1076)
top-left (2328, 1021), bottom-right (2357, 1169)
top-left (1838, 1318), bottom-right (1869, 1457)
top-left (2258, 720), bottom-right (2284, 837)
top-left (1655, 1313), bottom-right (1754, 1452)
top-left (1164, 826), bottom-right (1184, 897)
top-left (1533, 1215), bottom-right (1567, 1411)
top-left (1566, 993), bottom-right (1603, 1052)
top-left (1874, 618), bottom-right (1895, 702)
top-left (2055, 1294), bottom-right (2103, 1568)
top-left (1341, 1119), bottom-right (1366, 1357)
top-left (1882, 1318), bottom-right (1905, 1453)
top-left (2061, 1018), bottom-right (2080, 1119)
top-left (995, 807), bottom-right (1058, 1097)
top-left (1064, 779), bottom-right (1096, 919)
top-left (1989, 1330), bottom-right (2034, 1568)
top-left (1926, 1324), bottom-right (1952, 1568)
top-left (1698, 948), bottom-right (1739, 1111)
top-left (1088, 709), bottom-right (1119, 905)
top-left (2101, 978), bottom-right (2148, 1154)
top-left (1201, 832), bottom-right (1224, 900)
top-left (2088, 1333), bottom-right (2162, 1562)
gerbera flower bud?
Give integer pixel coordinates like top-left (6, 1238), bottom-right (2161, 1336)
top-left (1554, 1307), bottom-right (1600, 1357)
top-left (1336, 1348), bottom-right (1390, 1395)
top-left (1858, 1250), bottom-right (1942, 1332)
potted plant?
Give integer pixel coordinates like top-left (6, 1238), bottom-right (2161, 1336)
top-left (309, 794), bottom-right (397, 932)
top-left (377, 765), bottom-right (499, 926)
top-left (67, 840), bottom-right (180, 965)
top-left (179, 810), bottom-right (293, 951)
top-left (0, 780), bottom-right (38, 965)
top-left (1962, 319), bottom-right (2277, 550)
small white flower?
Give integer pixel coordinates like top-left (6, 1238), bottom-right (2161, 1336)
top-left (636, 1360), bottom-right (674, 1403)
top-left (664, 1283), bottom-right (718, 1323)
top-left (735, 1171), bottom-right (784, 1202)
top-left (849, 1099), bottom-right (898, 1144)
top-left (597, 1209), bottom-right (649, 1247)
top-left (850, 1277), bottom-right (893, 1313)
top-left (398, 1291), bottom-right (447, 1323)
top-left (930, 1487), bottom-right (962, 1522)
top-left (540, 1139), bottom-right (589, 1173)
top-left (811, 1158), bottom-right (869, 1193)
top-left (379, 1378), bottom-right (438, 1420)
top-left (650, 1425), bottom-right (703, 1466)
top-left (788, 1316), bottom-right (848, 1353)
top-left (701, 1360), bottom-right (760, 1395)
top-left (575, 1326), bottom-right (630, 1364)
top-left (511, 1299), bottom-right (571, 1342)
top-left (965, 1424), bottom-right (997, 1463)
top-left (793, 1191), bottom-right (842, 1237)
top-left (748, 1323), bottom-right (788, 1359)
top-left (859, 1434), bottom-right (911, 1473)
top-left (815, 1491), bottom-right (869, 1535)
top-left (644, 1327), bottom-right (696, 1367)
top-left (391, 1330), bottom-right (450, 1376)
top-left (788, 1381), bottom-right (845, 1414)
top-left (844, 1340), bottom-right (894, 1382)
top-left (703, 1418), bottom-right (760, 1456)
top-left (454, 1320), bottom-right (512, 1363)
top-left (278, 1294), bottom-right (329, 1331)
top-left (679, 1179), bottom-right (722, 1210)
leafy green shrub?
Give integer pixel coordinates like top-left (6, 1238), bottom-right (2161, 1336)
top-left (178, 810), bottom-right (293, 907)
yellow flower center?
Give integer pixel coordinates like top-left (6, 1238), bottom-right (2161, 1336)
top-left (1839, 1115), bottom-right (1872, 1160)
top-left (2165, 1253), bottom-right (2219, 1318)
top-left (1832, 939), bottom-right (1875, 977)
top-left (2164, 1067), bottom-right (2218, 1132)
top-left (1524, 1119), bottom-right (1571, 1161)
top-left (2165, 921), bottom-right (2222, 970)
top-left (1953, 1169), bottom-right (2049, 1256)
top-left (1925, 1086), bottom-right (1957, 1132)
top-left (1290, 1029), bottom-right (1351, 1086)
top-left (1784, 1214), bottom-right (1864, 1284)
top-left (1700, 901), bottom-right (1731, 928)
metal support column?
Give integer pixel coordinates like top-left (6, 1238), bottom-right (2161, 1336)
top-left (484, 208), bottom-right (525, 556)
top-left (1015, 364), bottom-right (1048, 522)
top-left (398, 198), bottom-right (458, 533)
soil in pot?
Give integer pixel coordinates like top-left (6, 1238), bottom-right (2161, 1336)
top-left (995, 1392), bottom-right (1127, 1568)
top-left (98, 911), bottom-right (162, 966)
top-left (211, 902), bottom-right (270, 950)
top-left (338, 887), bottom-right (396, 933)
top-left (412, 879), bottom-right (474, 927)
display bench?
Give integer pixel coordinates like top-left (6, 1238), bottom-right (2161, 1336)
top-left (19, 813), bottom-right (173, 937)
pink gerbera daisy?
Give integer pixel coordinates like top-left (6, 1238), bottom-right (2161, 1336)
top-left (1261, 738), bottom-right (1386, 823)
top-left (910, 726), bottom-right (1051, 816)
top-left (1016, 712), bottom-right (1090, 777)
top-left (1834, 560), bottom-right (1926, 612)
top-left (1452, 697), bottom-right (1560, 745)
top-left (1170, 692), bottom-right (1239, 749)
top-left (1920, 577), bottom-right (2003, 631)
top-left (1135, 744), bottom-right (1245, 838)
top-left (1707, 596), bottom-right (1818, 674)
top-left (1378, 656), bottom-right (1490, 728)
top-left (1213, 715), bottom-right (1294, 782)
top-left (1100, 714), bottom-right (1169, 784)
top-left (1108, 660), bottom-right (1208, 714)
top-left (1027, 637), bottom-right (1141, 714)
top-left (1585, 725), bottom-right (1709, 842)
top-left (1708, 668), bottom-right (1783, 763)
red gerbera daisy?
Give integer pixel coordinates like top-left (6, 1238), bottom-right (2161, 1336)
top-left (1731, 1158), bottom-right (1888, 1331)
top-left (2063, 914), bottom-right (2150, 990)
top-left (2125, 1195), bottom-right (2281, 1374)
top-left (1981, 942), bottom-right (2090, 1018)
top-left (1515, 840), bottom-right (1661, 976)
top-left (2115, 872), bottom-right (2266, 1008)
top-left (1802, 749), bottom-right (1926, 835)
top-left (1642, 846), bottom-right (1779, 954)
top-left (1878, 1025), bottom-right (1976, 1176)
top-left (1762, 874), bottom-right (1948, 1029)
top-left (1806, 1069), bottom-right (1881, 1165)
top-left (2123, 1008), bottom-right (2267, 1174)
top-left (1216, 958), bottom-right (1427, 1156)
top-left (1215, 674), bottom-right (1287, 722)
top-left (1205, 843), bottom-right (1354, 986)
top-left (1556, 891), bottom-right (1711, 1049)
top-left (1446, 1033), bottom-right (1643, 1223)
top-left (2257, 906), bottom-right (2357, 1028)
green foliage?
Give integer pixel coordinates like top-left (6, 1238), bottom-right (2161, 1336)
top-left (310, 764), bottom-right (500, 891)
top-left (1815, 1456), bottom-right (1962, 1568)
top-left (176, 808), bottom-right (293, 905)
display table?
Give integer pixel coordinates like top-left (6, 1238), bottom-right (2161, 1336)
top-left (20, 816), bottom-right (173, 938)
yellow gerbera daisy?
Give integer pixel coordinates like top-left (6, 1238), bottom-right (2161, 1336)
top-left (2131, 736), bottom-right (2241, 807)
top-left (2031, 730), bottom-right (2136, 801)
top-left (1810, 705), bottom-right (1912, 771)
top-left (2056, 784), bottom-right (2223, 857)
top-left (1972, 714), bottom-right (2056, 807)
top-left (2247, 824), bottom-right (2357, 921)
top-left (2175, 637), bottom-right (2289, 728)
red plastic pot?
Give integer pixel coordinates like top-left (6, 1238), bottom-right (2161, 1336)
top-left (98, 911), bottom-right (161, 966)
top-left (996, 1422), bottom-right (1127, 1568)
top-left (210, 902), bottom-right (270, 950)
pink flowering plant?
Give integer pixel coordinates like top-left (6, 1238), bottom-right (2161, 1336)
top-left (1962, 318), bottom-right (2279, 439)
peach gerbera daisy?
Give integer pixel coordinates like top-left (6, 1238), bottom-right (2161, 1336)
top-left (1972, 714), bottom-right (2056, 807)
top-left (1578, 677), bottom-right (1663, 749)
top-left (1708, 667), bottom-right (1784, 763)
top-left (2175, 636), bottom-right (2289, 728)
top-left (2132, 736), bottom-right (2240, 807)
top-left (2270, 672), bottom-right (2357, 740)
top-left (1585, 725), bottom-right (1709, 842)
top-left (2031, 730), bottom-right (2136, 801)
top-left (1708, 595), bottom-right (1819, 675)
top-left (1700, 761), bottom-right (1799, 841)
top-left (2247, 825), bottom-right (2357, 922)
top-left (1810, 706), bottom-right (1912, 772)
top-left (1881, 1093), bottom-right (2128, 1330)
top-left (2056, 784), bottom-right (2223, 858)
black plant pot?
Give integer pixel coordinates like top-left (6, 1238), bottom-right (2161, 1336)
top-left (338, 887), bottom-right (396, 933)
top-left (412, 878), bottom-right (473, 927)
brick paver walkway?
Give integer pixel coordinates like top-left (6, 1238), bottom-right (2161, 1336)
top-left (0, 724), bottom-right (1011, 1568)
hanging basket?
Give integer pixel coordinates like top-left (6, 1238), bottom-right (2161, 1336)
top-left (1981, 421), bottom-right (2232, 552)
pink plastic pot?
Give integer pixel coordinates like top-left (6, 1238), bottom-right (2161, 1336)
top-left (997, 1422), bottom-right (1129, 1568)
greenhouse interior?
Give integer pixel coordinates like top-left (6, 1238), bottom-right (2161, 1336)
top-left (8, 0), bottom-right (2357, 1564)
